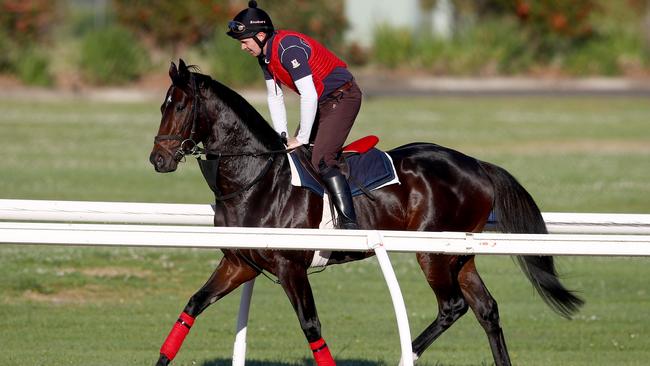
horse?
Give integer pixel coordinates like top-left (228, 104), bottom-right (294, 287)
top-left (149, 59), bottom-right (583, 366)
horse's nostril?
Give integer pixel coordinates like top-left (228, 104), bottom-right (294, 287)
top-left (156, 155), bottom-right (165, 169)
top-left (150, 152), bottom-right (165, 170)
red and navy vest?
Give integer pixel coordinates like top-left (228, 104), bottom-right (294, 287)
top-left (266, 30), bottom-right (347, 97)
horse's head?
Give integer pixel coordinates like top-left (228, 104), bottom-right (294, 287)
top-left (149, 59), bottom-right (201, 173)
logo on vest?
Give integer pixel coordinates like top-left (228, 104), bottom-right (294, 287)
top-left (291, 59), bottom-right (301, 69)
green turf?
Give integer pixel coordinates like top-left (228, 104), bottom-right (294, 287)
top-left (0, 94), bottom-right (649, 365)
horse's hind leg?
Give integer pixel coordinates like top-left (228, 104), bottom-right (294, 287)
top-left (458, 257), bottom-right (511, 366)
top-left (411, 254), bottom-right (470, 361)
top-left (276, 261), bottom-right (335, 366)
top-left (156, 253), bottom-right (258, 366)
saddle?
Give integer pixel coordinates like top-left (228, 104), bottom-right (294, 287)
top-left (196, 135), bottom-right (399, 200)
top-left (289, 135), bottom-right (399, 197)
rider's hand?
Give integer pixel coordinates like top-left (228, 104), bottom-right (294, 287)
top-left (286, 137), bottom-right (303, 150)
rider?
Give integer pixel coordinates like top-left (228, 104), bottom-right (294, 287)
top-left (227, 0), bottom-right (362, 230)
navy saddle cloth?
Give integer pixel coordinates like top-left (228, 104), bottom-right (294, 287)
top-left (288, 147), bottom-right (398, 197)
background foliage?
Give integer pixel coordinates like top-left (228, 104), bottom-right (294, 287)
top-left (112, 0), bottom-right (232, 52)
top-left (0, 0), bottom-right (58, 84)
top-left (0, 0), bottom-right (648, 85)
top-left (373, 0), bottom-right (649, 76)
top-left (79, 25), bottom-right (150, 85)
top-left (105, 0), bottom-right (346, 85)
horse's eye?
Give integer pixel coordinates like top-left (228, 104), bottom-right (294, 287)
top-left (176, 104), bottom-right (185, 112)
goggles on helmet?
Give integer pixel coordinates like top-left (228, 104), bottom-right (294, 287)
top-left (228, 21), bottom-right (247, 34)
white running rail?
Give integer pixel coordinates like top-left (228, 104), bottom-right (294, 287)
top-left (1, 199), bottom-right (649, 366)
top-left (2, 199), bottom-right (650, 234)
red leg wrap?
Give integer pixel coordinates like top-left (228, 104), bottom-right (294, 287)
top-left (310, 338), bottom-right (336, 366)
top-left (160, 312), bottom-right (195, 361)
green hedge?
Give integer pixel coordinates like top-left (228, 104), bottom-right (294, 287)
top-left (79, 26), bottom-right (150, 85)
top-left (372, 19), bottom-right (533, 75)
top-left (15, 48), bottom-right (53, 86)
top-left (0, 30), bottom-right (53, 86)
top-left (0, 29), bottom-right (11, 72)
top-left (113, 0), bottom-right (347, 53)
top-left (371, 13), bottom-right (648, 76)
top-left (203, 30), bottom-right (264, 88)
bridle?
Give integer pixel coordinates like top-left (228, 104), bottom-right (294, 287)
top-left (153, 73), bottom-right (289, 201)
top-left (154, 76), bottom-right (203, 163)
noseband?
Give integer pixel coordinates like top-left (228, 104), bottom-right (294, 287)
top-left (154, 76), bottom-right (202, 162)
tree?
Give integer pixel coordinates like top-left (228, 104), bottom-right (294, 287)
top-left (112, 0), bottom-right (347, 53)
top-left (112, 0), bottom-right (232, 52)
top-left (0, 0), bottom-right (59, 44)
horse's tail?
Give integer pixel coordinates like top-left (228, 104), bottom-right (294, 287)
top-left (480, 161), bottom-right (584, 318)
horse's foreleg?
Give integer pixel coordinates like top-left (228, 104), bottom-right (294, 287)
top-left (155, 254), bottom-right (258, 366)
top-left (458, 257), bottom-right (511, 366)
top-left (277, 262), bottom-right (335, 366)
top-left (411, 254), bottom-right (469, 362)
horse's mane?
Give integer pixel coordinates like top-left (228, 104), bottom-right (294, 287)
top-left (192, 72), bottom-right (284, 150)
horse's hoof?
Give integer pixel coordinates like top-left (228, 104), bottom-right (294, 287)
top-left (155, 354), bottom-right (170, 366)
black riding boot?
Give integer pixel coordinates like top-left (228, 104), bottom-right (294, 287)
top-left (321, 167), bottom-right (359, 230)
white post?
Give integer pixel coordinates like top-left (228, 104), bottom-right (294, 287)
top-left (367, 231), bottom-right (414, 366)
top-left (232, 279), bottom-right (255, 366)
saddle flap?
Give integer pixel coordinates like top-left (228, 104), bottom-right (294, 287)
top-left (342, 135), bottom-right (379, 154)
top-left (288, 147), bottom-right (399, 198)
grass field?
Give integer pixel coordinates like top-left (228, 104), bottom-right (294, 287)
top-left (0, 92), bottom-right (649, 366)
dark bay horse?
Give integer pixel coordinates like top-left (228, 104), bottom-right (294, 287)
top-left (149, 59), bottom-right (583, 366)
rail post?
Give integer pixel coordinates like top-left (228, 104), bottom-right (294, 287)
top-left (232, 279), bottom-right (255, 366)
top-left (367, 230), bottom-right (414, 366)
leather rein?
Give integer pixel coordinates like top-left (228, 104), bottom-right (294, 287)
top-left (153, 75), bottom-right (288, 201)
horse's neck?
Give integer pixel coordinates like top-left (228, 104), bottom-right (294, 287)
top-left (202, 80), bottom-right (282, 152)
top-left (200, 84), bottom-right (292, 212)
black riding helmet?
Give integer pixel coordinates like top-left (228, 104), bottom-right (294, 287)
top-left (227, 0), bottom-right (274, 52)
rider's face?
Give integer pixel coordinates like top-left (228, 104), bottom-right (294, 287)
top-left (239, 34), bottom-right (264, 57)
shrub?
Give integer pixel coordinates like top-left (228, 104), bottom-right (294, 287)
top-left (263, 0), bottom-right (348, 53)
top-left (343, 42), bottom-right (370, 66)
top-left (497, 0), bottom-right (598, 58)
top-left (0, 0), bottom-right (59, 44)
top-left (369, 1), bottom-right (648, 76)
top-left (112, 0), bottom-right (230, 51)
top-left (373, 19), bottom-right (532, 75)
top-left (0, 0), bottom-right (59, 82)
top-left (372, 25), bottom-right (414, 69)
top-left (204, 30), bottom-right (261, 88)
top-left (79, 26), bottom-right (150, 85)
top-left (113, 1), bottom-right (348, 53)
top-left (0, 28), bottom-right (11, 72)
top-left (15, 47), bottom-right (52, 86)
top-left (564, 27), bottom-right (647, 76)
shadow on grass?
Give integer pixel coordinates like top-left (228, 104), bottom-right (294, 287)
top-left (200, 358), bottom-right (494, 366)
top-left (200, 358), bottom-right (385, 366)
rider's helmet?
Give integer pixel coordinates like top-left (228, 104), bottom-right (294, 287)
top-left (226, 1), bottom-right (274, 40)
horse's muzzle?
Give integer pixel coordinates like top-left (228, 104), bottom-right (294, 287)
top-left (149, 148), bottom-right (178, 173)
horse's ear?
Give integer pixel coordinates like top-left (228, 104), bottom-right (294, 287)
top-left (169, 61), bottom-right (178, 82)
top-left (178, 58), bottom-right (190, 85)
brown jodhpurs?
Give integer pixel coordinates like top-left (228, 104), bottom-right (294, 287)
top-left (309, 80), bottom-right (362, 171)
